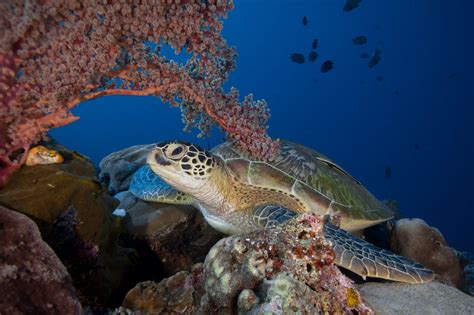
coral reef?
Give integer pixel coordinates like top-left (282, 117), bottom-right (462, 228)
top-left (0, 140), bottom-right (117, 247)
top-left (119, 214), bottom-right (372, 314)
top-left (0, 0), bottom-right (278, 188)
top-left (0, 206), bottom-right (82, 314)
top-left (0, 141), bottom-right (136, 306)
top-left (391, 218), bottom-right (465, 289)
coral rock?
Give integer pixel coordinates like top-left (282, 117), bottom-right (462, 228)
top-left (120, 191), bottom-right (224, 274)
top-left (200, 214), bottom-right (371, 314)
top-left (0, 142), bottom-right (137, 306)
top-left (0, 142), bottom-right (117, 248)
top-left (391, 218), bottom-right (465, 289)
top-left (121, 264), bottom-right (205, 315)
top-left (99, 144), bottom-right (155, 194)
top-left (0, 206), bottom-right (82, 314)
top-left (118, 214), bottom-right (372, 314)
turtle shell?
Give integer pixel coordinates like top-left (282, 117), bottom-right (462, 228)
top-left (211, 140), bottom-right (394, 231)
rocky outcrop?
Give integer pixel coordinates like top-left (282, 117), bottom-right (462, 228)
top-left (0, 141), bottom-right (135, 307)
top-left (121, 265), bottom-right (204, 314)
top-left (0, 141), bottom-right (117, 248)
top-left (391, 218), bottom-right (465, 289)
top-left (99, 144), bottom-right (155, 194)
top-left (120, 214), bottom-right (372, 314)
top-left (119, 191), bottom-right (224, 274)
top-left (358, 281), bottom-right (474, 314)
top-left (0, 206), bottom-right (82, 314)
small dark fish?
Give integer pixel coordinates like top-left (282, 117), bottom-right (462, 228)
top-left (413, 143), bottom-right (420, 151)
top-left (352, 35), bottom-right (367, 45)
top-left (308, 51), bottom-right (318, 62)
top-left (360, 52), bottom-right (369, 59)
top-left (321, 60), bottom-right (334, 73)
top-left (376, 75), bottom-right (384, 82)
top-left (448, 72), bottom-right (456, 79)
top-left (312, 38), bottom-right (319, 49)
top-left (393, 89), bottom-right (400, 95)
top-left (368, 48), bottom-right (381, 69)
top-left (343, 0), bottom-right (362, 12)
top-left (290, 53), bottom-right (305, 64)
top-left (302, 16), bottom-right (308, 26)
top-left (384, 166), bottom-right (392, 179)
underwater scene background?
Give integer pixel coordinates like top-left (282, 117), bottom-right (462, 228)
top-left (50, 0), bottom-right (473, 252)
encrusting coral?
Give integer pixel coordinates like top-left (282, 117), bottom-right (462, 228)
top-left (120, 214), bottom-right (373, 314)
top-left (0, 0), bottom-right (279, 187)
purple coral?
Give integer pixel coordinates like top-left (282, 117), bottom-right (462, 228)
top-left (0, 0), bottom-right (278, 188)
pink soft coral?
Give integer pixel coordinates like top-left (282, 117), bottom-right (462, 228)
top-left (0, 0), bottom-right (278, 187)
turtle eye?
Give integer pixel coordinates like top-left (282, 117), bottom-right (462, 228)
top-left (165, 143), bottom-right (186, 160)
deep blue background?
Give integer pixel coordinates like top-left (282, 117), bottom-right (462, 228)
top-left (50, 0), bottom-right (474, 252)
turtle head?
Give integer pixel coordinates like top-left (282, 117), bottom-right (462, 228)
top-left (147, 140), bottom-right (217, 193)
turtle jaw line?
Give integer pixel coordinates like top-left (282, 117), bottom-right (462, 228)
top-left (147, 157), bottom-right (207, 194)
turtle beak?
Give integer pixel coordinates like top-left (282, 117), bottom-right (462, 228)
top-left (147, 148), bottom-right (170, 167)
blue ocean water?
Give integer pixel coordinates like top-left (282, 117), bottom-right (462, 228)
top-left (50, 0), bottom-right (473, 252)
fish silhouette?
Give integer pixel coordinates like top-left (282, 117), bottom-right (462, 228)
top-left (290, 53), bottom-right (305, 64)
top-left (368, 48), bottom-right (381, 69)
top-left (343, 0), bottom-right (362, 12)
top-left (308, 51), bottom-right (318, 62)
top-left (385, 166), bottom-right (392, 179)
top-left (312, 38), bottom-right (319, 49)
top-left (302, 16), bottom-right (308, 26)
top-left (352, 35), bottom-right (367, 45)
top-left (321, 60), bottom-right (334, 73)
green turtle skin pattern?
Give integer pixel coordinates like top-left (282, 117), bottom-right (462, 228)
top-left (130, 165), bottom-right (193, 205)
top-left (324, 224), bottom-right (434, 283)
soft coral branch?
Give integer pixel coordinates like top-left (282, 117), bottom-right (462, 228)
top-left (0, 0), bottom-right (278, 188)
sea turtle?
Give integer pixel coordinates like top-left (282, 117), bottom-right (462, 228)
top-left (130, 140), bottom-right (434, 284)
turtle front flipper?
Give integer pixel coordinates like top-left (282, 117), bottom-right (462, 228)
top-left (324, 223), bottom-right (434, 284)
top-left (130, 165), bottom-right (193, 205)
top-left (252, 204), bottom-right (298, 229)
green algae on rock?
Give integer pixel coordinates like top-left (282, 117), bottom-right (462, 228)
top-left (0, 143), bottom-right (117, 248)
top-left (0, 142), bottom-right (138, 307)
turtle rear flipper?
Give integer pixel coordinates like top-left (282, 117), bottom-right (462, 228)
top-left (130, 165), bottom-right (193, 205)
top-left (324, 223), bottom-right (434, 284)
